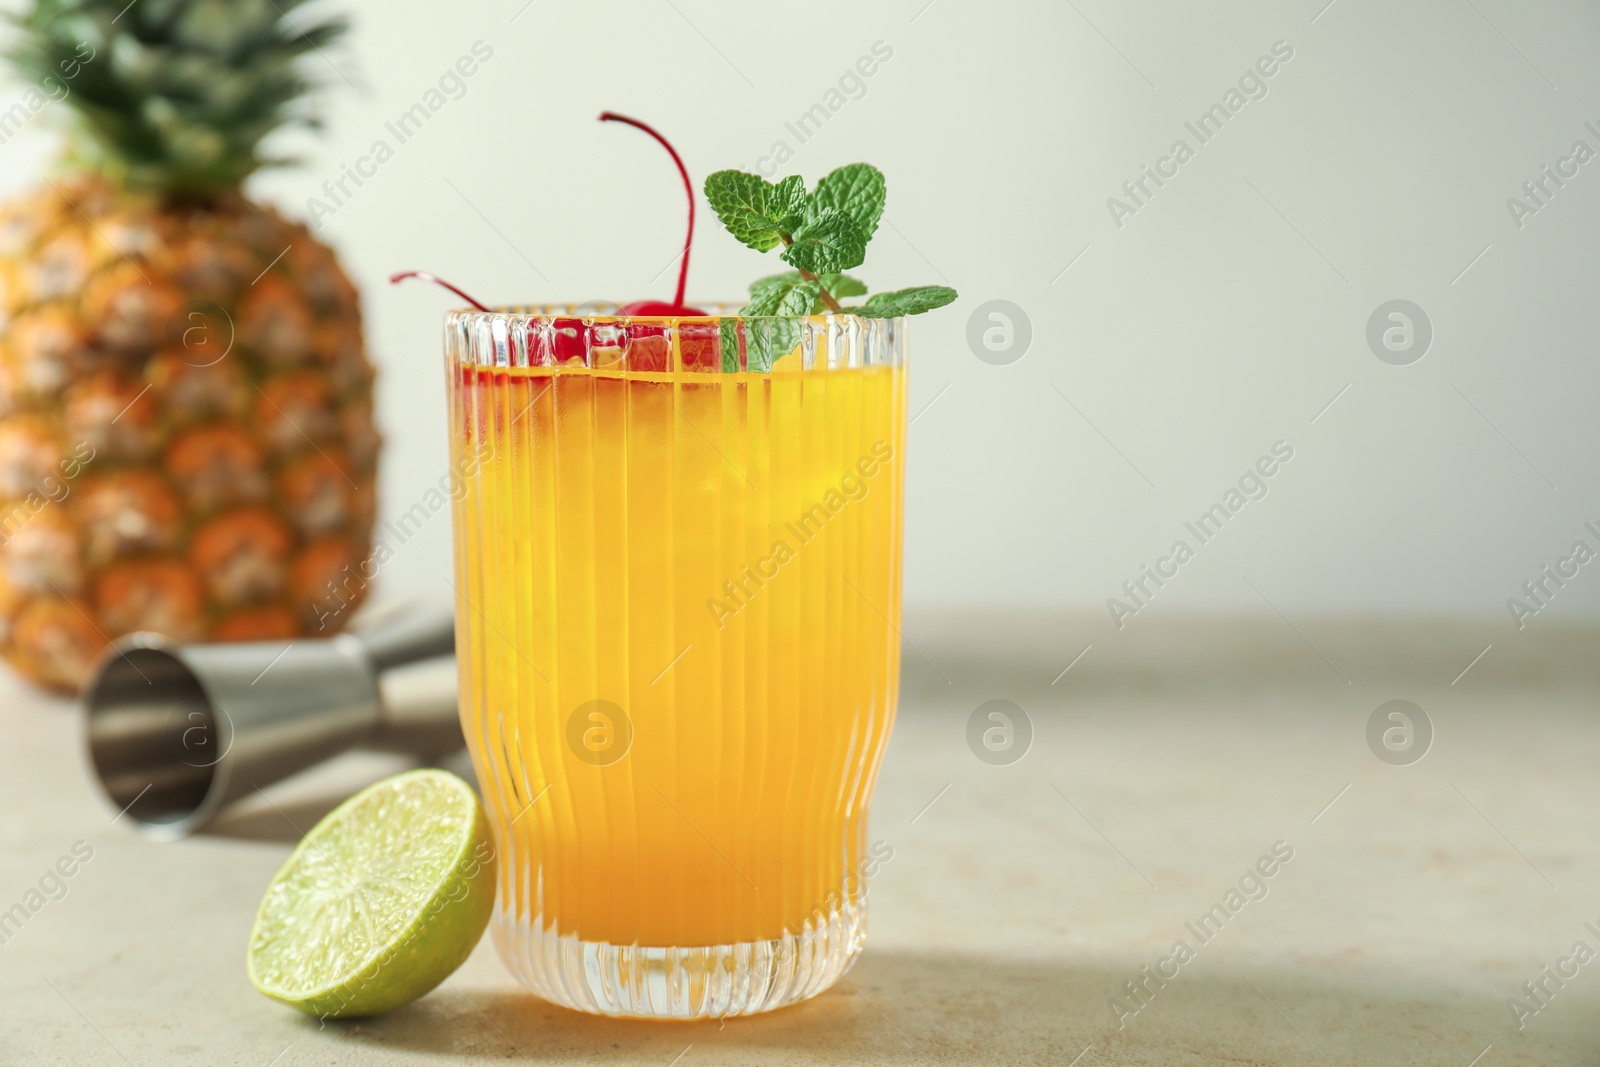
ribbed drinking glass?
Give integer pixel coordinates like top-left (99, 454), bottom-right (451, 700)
top-left (444, 305), bottom-right (907, 1018)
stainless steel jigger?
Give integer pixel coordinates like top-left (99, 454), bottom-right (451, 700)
top-left (82, 610), bottom-right (463, 840)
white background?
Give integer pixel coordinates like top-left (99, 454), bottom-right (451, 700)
top-left (3, 0), bottom-right (1599, 633)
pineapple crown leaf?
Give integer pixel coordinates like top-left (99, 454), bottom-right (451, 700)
top-left (5, 0), bottom-right (349, 194)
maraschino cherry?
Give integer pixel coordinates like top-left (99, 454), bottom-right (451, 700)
top-left (599, 111), bottom-right (706, 317)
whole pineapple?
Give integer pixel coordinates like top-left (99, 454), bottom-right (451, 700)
top-left (0, 0), bottom-right (379, 689)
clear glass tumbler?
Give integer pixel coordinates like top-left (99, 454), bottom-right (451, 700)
top-left (444, 305), bottom-right (907, 1018)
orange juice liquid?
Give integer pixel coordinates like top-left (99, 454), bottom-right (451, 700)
top-left (449, 354), bottom-right (906, 950)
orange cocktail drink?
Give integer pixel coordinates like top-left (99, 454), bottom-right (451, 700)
top-left (445, 308), bottom-right (906, 1018)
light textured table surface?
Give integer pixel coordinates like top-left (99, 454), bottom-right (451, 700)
top-left (4, 613), bottom-right (1599, 1066)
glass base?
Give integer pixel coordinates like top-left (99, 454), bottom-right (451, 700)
top-left (490, 897), bottom-right (868, 1019)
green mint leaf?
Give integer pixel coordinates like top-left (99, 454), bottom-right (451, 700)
top-left (719, 317), bottom-right (741, 373)
top-left (854, 285), bottom-right (959, 317)
top-left (748, 271), bottom-right (803, 300)
top-left (744, 276), bottom-right (821, 317)
top-left (812, 164), bottom-right (886, 241)
top-left (704, 170), bottom-right (794, 252)
top-left (770, 175), bottom-right (810, 231)
top-left (743, 317), bottom-right (802, 373)
top-left (810, 273), bottom-right (868, 313)
top-left (819, 273), bottom-right (868, 298)
top-left (781, 207), bottom-right (868, 275)
top-left (752, 271), bottom-right (866, 313)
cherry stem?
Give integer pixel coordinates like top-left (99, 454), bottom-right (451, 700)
top-left (599, 111), bottom-right (694, 309)
top-left (389, 271), bottom-right (492, 312)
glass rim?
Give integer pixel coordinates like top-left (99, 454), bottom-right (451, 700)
top-left (445, 303), bottom-right (908, 375)
top-left (443, 302), bottom-right (904, 325)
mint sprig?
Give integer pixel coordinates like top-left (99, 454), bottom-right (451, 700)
top-left (704, 164), bottom-right (958, 337)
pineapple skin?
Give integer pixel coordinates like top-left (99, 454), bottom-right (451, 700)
top-left (0, 177), bottom-right (379, 690)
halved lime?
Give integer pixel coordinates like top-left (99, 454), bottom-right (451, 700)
top-left (247, 769), bottom-right (496, 1018)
